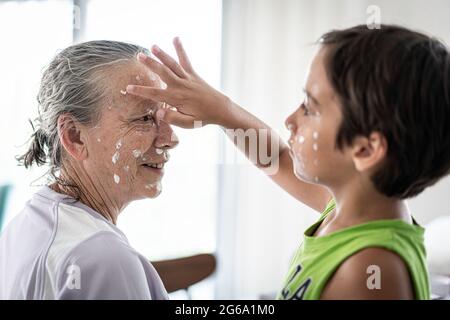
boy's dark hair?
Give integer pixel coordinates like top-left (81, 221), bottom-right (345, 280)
top-left (320, 24), bottom-right (450, 199)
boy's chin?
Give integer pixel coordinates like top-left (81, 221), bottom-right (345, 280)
top-left (293, 168), bottom-right (319, 185)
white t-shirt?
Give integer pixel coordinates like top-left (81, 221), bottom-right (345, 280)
top-left (0, 186), bottom-right (168, 300)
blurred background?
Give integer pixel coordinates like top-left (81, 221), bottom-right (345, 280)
top-left (1, 0), bottom-right (450, 299)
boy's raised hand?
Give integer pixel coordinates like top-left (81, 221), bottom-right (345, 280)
top-left (127, 39), bottom-right (331, 213)
top-left (126, 37), bottom-right (231, 129)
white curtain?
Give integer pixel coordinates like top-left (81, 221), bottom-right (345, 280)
top-left (217, 0), bottom-right (450, 299)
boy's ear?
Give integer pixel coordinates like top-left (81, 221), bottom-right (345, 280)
top-left (57, 114), bottom-right (88, 161)
top-left (351, 132), bottom-right (387, 172)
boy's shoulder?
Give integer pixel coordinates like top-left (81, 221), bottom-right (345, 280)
top-left (320, 247), bottom-right (414, 299)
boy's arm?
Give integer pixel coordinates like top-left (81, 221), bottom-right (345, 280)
top-left (320, 248), bottom-right (415, 300)
top-left (126, 38), bottom-right (331, 213)
top-left (218, 100), bottom-right (331, 212)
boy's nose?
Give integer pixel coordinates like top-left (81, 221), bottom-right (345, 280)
top-left (285, 113), bottom-right (296, 132)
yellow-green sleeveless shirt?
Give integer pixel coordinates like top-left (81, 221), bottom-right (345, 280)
top-left (277, 199), bottom-right (430, 300)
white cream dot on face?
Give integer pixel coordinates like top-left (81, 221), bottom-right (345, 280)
top-left (97, 138), bottom-right (101, 143)
top-left (297, 135), bottom-right (305, 144)
top-left (114, 174), bottom-right (120, 184)
top-left (132, 149), bottom-right (142, 158)
top-left (120, 89), bottom-right (127, 95)
top-left (116, 139), bottom-right (122, 150)
top-left (123, 165), bottom-right (130, 172)
top-left (112, 151), bottom-right (120, 164)
top-left (313, 132), bottom-right (319, 140)
top-left (107, 106), bottom-right (112, 110)
top-left (313, 143), bottom-right (318, 151)
top-left (145, 181), bottom-right (162, 194)
top-left (155, 148), bottom-right (164, 155)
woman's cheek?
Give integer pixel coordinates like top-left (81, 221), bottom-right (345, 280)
top-left (108, 135), bottom-right (141, 186)
top-left (114, 132), bottom-right (156, 184)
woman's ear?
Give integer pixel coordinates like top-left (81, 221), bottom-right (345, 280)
top-left (351, 132), bottom-right (387, 173)
top-left (57, 114), bottom-right (88, 161)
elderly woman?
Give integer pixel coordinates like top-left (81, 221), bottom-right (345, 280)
top-left (0, 40), bottom-right (178, 299)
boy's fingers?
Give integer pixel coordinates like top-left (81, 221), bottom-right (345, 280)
top-left (173, 37), bottom-right (194, 74)
top-left (163, 109), bottom-right (196, 129)
top-left (136, 53), bottom-right (178, 85)
top-left (151, 45), bottom-right (187, 79)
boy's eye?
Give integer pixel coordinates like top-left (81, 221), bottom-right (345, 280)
top-left (301, 103), bottom-right (310, 116)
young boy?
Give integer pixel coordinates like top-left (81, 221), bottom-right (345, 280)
top-left (126, 24), bottom-right (450, 299)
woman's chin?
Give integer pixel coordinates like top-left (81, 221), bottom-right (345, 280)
top-left (143, 181), bottom-right (163, 198)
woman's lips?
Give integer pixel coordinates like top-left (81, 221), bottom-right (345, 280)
top-left (141, 165), bottom-right (165, 177)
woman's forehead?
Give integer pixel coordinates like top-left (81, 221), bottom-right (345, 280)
top-left (104, 63), bottom-right (163, 112)
top-left (111, 63), bottom-right (162, 91)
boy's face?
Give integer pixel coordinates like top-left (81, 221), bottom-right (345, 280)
top-left (285, 46), bottom-right (355, 187)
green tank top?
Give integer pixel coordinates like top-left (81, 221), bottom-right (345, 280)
top-left (277, 199), bottom-right (430, 300)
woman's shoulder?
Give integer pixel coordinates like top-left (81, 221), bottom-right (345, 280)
top-left (57, 230), bottom-right (150, 276)
top-left (55, 231), bottom-right (167, 299)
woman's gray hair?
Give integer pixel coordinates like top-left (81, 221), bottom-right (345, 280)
top-left (17, 40), bottom-right (149, 182)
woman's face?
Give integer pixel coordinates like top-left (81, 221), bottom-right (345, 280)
top-left (82, 63), bottom-right (178, 205)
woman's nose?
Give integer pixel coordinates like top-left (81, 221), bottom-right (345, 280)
top-left (155, 121), bottom-right (179, 150)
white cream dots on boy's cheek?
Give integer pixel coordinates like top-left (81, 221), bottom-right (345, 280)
top-left (113, 174), bottom-right (120, 184)
top-left (297, 135), bottom-right (305, 144)
top-left (313, 131), bottom-right (319, 140)
top-left (313, 143), bottom-right (318, 151)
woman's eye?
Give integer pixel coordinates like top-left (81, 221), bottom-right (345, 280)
top-left (139, 115), bottom-right (154, 123)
